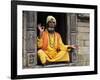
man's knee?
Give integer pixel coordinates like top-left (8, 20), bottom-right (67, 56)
top-left (37, 49), bottom-right (47, 64)
top-left (37, 49), bottom-right (46, 57)
top-left (38, 49), bottom-right (43, 54)
top-left (38, 49), bottom-right (44, 53)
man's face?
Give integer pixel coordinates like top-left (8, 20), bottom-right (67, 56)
top-left (48, 20), bottom-right (56, 28)
top-left (47, 18), bottom-right (56, 33)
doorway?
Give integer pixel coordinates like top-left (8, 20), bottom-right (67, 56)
top-left (37, 12), bottom-right (67, 44)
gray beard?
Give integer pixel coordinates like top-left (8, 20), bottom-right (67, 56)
top-left (47, 27), bottom-right (55, 33)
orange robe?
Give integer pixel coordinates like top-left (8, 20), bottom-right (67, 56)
top-left (37, 30), bottom-right (71, 64)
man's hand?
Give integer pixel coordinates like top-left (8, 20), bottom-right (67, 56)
top-left (38, 24), bottom-right (44, 33)
top-left (71, 45), bottom-right (79, 50)
top-left (37, 24), bottom-right (45, 37)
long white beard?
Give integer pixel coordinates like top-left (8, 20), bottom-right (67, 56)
top-left (47, 27), bottom-right (55, 33)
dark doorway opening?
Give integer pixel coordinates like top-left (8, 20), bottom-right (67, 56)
top-left (37, 12), bottom-right (67, 44)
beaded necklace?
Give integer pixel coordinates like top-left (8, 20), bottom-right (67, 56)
top-left (48, 33), bottom-right (55, 48)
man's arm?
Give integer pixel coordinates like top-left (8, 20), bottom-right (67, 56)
top-left (57, 33), bottom-right (75, 51)
top-left (37, 24), bottom-right (44, 49)
top-left (56, 33), bottom-right (67, 51)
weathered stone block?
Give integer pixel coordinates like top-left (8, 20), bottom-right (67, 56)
top-left (78, 47), bottom-right (90, 54)
top-left (77, 22), bottom-right (89, 27)
top-left (77, 54), bottom-right (90, 66)
top-left (84, 40), bottom-right (90, 47)
top-left (77, 32), bottom-right (89, 40)
top-left (78, 27), bottom-right (90, 33)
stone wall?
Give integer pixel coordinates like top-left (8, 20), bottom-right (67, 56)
top-left (77, 18), bottom-right (90, 66)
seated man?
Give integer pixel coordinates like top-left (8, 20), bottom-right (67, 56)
top-left (37, 15), bottom-right (75, 65)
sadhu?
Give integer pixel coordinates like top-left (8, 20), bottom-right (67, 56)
top-left (37, 15), bottom-right (76, 65)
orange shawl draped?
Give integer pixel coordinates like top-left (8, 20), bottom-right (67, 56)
top-left (41, 31), bottom-right (60, 50)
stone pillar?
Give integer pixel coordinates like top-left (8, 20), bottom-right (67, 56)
top-left (23, 11), bottom-right (37, 68)
top-left (67, 13), bottom-right (78, 63)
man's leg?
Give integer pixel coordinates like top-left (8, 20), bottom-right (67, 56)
top-left (38, 49), bottom-right (47, 65)
top-left (53, 51), bottom-right (70, 62)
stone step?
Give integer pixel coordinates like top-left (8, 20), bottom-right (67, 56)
top-left (33, 63), bottom-right (76, 68)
